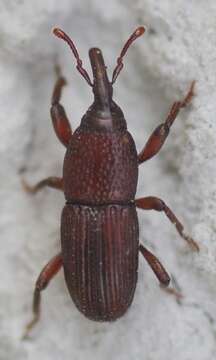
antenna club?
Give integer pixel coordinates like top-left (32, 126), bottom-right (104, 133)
top-left (135, 26), bottom-right (145, 37)
top-left (53, 28), bottom-right (64, 38)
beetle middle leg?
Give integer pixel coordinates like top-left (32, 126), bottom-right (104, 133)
top-left (50, 64), bottom-right (72, 147)
top-left (138, 81), bottom-right (195, 164)
top-left (135, 196), bottom-right (199, 251)
top-left (22, 253), bottom-right (62, 339)
top-left (139, 244), bottom-right (183, 301)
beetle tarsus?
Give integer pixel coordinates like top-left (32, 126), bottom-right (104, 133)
top-left (182, 234), bottom-right (200, 252)
top-left (22, 295), bottom-right (40, 340)
top-left (160, 285), bottom-right (183, 304)
top-left (180, 80), bottom-right (196, 108)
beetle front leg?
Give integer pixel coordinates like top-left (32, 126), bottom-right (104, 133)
top-left (138, 81), bottom-right (195, 164)
top-left (22, 176), bottom-right (63, 194)
top-left (22, 253), bottom-right (62, 339)
top-left (136, 196), bottom-right (199, 251)
top-left (50, 65), bottom-right (72, 147)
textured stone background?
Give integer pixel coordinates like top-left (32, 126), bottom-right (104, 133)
top-left (1, 1), bottom-right (216, 359)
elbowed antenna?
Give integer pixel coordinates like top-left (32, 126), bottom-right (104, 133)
top-left (53, 28), bottom-right (93, 87)
top-left (112, 26), bottom-right (145, 84)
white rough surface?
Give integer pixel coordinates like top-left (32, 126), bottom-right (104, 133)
top-left (1, 1), bottom-right (216, 359)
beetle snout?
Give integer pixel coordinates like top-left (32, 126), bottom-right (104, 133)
top-left (89, 48), bottom-right (108, 82)
top-left (89, 47), bottom-right (112, 112)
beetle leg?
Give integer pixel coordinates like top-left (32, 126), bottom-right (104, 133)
top-left (22, 176), bottom-right (63, 194)
top-left (138, 81), bottom-right (195, 163)
top-left (160, 285), bottom-right (183, 303)
top-left (139, 244), bottom-right (183, 302)
top-left (50, 65), bottom-right (72, 147)
top-left (139, 244), bottom-right (170, 286)
top-left (22, 253), bottom-right (62, 339)
top-left (135, 196), bottom-right (199, 251)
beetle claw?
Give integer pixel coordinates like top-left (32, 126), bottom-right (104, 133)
top-left (181, 80), bottom-right (196, 108)
top-left (160, 284), bottom-right (184, 304)
top-left (185, 235), bottom-right (200, 252)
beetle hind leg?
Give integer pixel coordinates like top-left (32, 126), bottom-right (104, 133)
top-left (139, 244), bottom-right (170, 287)
top-left (22, 253), bottom-right (62, 339)
top-left (139, 244), bottom-right (183, 302)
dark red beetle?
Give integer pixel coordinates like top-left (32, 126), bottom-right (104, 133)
top-left (23, 26), bottom-right (199, 337)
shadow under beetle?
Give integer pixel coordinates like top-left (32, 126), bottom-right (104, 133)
top-left (23, 26), bottom-right (199, 337)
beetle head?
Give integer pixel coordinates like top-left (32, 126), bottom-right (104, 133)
top-left (53, 26), bottom-right (145, 117)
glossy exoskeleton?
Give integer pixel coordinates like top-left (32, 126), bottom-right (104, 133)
top-left (23, 26), bottom-right (199, 337)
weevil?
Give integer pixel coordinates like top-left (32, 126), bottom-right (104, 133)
top-left (23, 26), bottom-right (199, 337)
